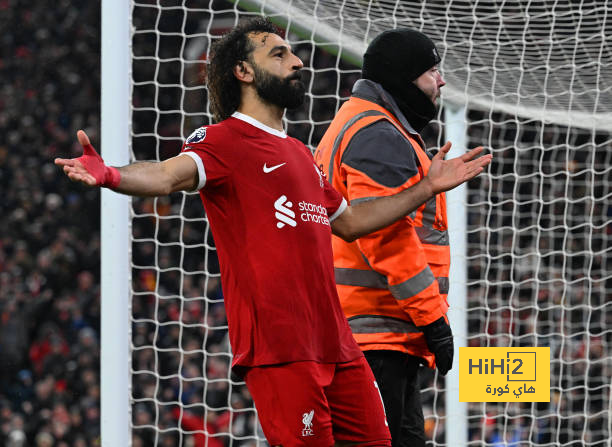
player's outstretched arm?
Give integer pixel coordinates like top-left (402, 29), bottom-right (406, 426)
top-left (331, 142), bottom-right (492, 242)
top-left (54, 130), bottom-right (199, 197)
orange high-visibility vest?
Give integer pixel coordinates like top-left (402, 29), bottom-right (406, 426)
top-left (315, 96), bottom-right (450, 368)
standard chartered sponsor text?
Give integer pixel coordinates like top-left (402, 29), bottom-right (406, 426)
top-left (298, 201), bottom-right (330, 226)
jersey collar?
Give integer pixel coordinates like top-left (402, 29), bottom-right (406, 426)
top-left (232, 112), bottom-right (287, 138)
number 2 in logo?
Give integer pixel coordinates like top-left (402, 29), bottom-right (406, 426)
top-left (512, 358), bottom-right (523, 374)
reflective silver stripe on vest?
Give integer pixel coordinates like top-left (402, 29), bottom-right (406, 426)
top-left (417, 197), bottom-right (450, 246)
top-left (389, 266), bottom-right (436, 300)
top-left (337, 267), bottom-right (448, 298)
top-left (421, 196), bottom-right (437, 227)
top-left (348, 315), bottom-right (421, 334)
top-left (328, 110), bottom-right (387, 183)
top-left (335, 267), bottom-right (388, 289)
top-left (415, 226), bottom-right (449, 246)
top-left (436, 277), bottom-right (449, 295)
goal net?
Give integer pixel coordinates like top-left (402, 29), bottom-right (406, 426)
top-left (120, 0), bottom-right (612, 445)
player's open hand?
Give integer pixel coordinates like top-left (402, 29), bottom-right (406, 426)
top-left (426, 142), bottom-right (492, 195)
top-left (54, 130), bottom-right (120, 188)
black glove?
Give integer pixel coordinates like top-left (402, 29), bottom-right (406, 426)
top-left (421, 317), bottom-right (454, 375)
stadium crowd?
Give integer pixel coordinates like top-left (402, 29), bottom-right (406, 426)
top-left (0, 1), bottom-right (104, 445)
top-left (1, 1), bottom-right (610, 446)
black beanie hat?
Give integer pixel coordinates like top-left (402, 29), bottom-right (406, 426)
top-left (362, 28), bottom-right (442, 131)
top-left (363, 28), bottom-right (441, 82)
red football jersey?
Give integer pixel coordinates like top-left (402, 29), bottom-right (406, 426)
top-left (181, 112), bottom-right (362, 369)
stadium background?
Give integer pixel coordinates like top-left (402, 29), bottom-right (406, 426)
top-left (1, 0), bottom-right (610, 446)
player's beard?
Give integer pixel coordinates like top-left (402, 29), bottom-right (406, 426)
top-left (252, 64), bottom-right (306, 110)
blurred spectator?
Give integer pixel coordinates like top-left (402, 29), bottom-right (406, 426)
top-left (0, 1), bottom-right (103, 445)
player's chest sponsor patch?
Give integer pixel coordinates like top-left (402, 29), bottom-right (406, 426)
top-left (274, 194), bottom-right (330, 229)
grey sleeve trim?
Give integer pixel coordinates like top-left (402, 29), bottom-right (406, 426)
top-left (335, 267), bottom-right (388, 289)
top-left (389, 266), bottom-right (436, 300)
top-left (436, 277), bottom-right (449, 295)
top-left (415, 227), bottom-right (449, 246)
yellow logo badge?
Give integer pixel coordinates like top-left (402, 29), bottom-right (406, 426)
top-left (459, 347), bottom-right (550, 402)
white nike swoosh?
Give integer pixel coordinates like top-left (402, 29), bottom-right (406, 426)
top-left (263, 162), bottom-right (286, 173)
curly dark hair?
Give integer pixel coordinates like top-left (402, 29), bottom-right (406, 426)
top-left (207, 17), bottom-right (280, 122)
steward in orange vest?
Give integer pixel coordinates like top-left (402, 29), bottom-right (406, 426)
top-left (315, 29), bottom-right (453, 447)
top-left (315, 83), bottom-right (452, 367)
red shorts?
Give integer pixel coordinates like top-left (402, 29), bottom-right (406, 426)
top-left (244, 356), bottom-right (391, 447)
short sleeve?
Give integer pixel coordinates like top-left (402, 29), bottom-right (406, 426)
top-left (322, 175), bottom-right (347, 221)
top-left (180, 125), bottom-right (233, 191)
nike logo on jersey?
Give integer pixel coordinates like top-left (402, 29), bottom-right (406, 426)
top-left (263, 162), bottom-right (286, 173)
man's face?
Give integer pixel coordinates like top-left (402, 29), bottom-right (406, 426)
top-left (247, 32), bottom-right (306, 109)
top-left (413, 65), bottom-right (445, 106)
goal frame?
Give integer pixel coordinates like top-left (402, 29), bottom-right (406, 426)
top-left (99, 1), bottom-right (472, 445)
top-left (100, 0), bottom-right (132, 446)
top-left (95, 2), bottom-right (560, 446)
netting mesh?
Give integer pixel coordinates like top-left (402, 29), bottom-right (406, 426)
top-left (463, 113), bottom-right (611, 445)
top-left (126, 0), bottom-right (612, 445)
top-left (240, 0), bottom-right (612, 130)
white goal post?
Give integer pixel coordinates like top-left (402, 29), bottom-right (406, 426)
top-left (102, 1), bottom-right (612, 446)
top-left (100, 0), bottom-right (131, 446)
